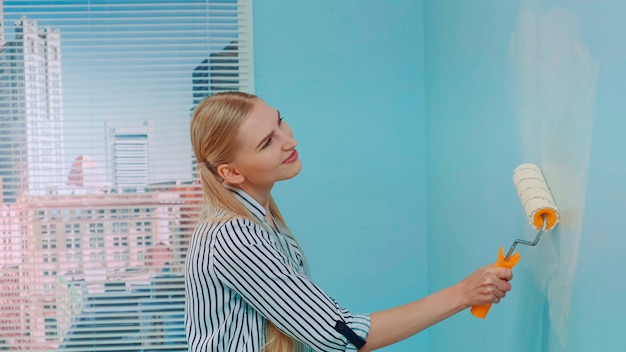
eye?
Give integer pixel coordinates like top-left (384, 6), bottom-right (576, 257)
top-left (261, 137), bottom-right (272, 149)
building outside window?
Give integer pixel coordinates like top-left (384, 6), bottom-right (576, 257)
top-left (0, 1), bottom-right (254, 349)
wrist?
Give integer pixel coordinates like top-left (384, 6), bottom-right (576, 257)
top-left (448, 283), bottom-right (471, 311)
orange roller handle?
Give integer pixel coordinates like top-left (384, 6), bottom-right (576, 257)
top-left (470, 246), bottom-right (521, 319)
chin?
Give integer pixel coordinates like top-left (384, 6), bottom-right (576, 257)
top-left (282, 162), bottom-right (302, 180)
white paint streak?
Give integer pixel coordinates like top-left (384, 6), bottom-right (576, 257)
top-left (509, 1), bottom-right (598, 347)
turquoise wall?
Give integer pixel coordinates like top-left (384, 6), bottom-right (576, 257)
top-left (426, 1), bottom-right (626, 352)
top-left (254, 1), bottom-right (427, 351)
top-left (255, 0), bottom-right (626, 351)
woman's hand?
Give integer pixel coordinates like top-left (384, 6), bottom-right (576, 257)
top-left (455, 265), bottom-right (513, 308)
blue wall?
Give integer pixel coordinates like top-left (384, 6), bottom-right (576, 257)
top-left (253, 1), bottom-right (427, 351)
top-left (255, 0), bottom-right (626, 351)
top-left (426, 1), bottom-right (626, 352)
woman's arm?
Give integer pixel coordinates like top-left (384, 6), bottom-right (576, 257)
top-left (359, 265), bottom-right (513, 351)
top-left (213, 219), bottom-right (370, 351)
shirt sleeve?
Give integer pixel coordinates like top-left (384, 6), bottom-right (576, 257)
top-left (212, 218), bottom-right (370, 351)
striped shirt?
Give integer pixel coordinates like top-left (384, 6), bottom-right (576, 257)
top-left (184, 187), bottom-right (370, 351)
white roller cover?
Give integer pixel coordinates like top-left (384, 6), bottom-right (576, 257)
top-left (513, 163), bottom-right (559, 231)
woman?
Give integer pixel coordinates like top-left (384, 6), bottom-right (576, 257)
top-left (185, 91), bottom-right (513, 351)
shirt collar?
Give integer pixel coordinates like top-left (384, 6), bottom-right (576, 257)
top-left (224, 184), bottom-right (267, 221)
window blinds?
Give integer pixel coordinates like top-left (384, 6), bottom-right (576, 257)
top-left (0, 0), bottom-right (254, 350)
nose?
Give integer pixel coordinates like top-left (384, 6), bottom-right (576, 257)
top-left (279, 128), bottom-right (297, 150)
top-left (282, 134), bottom-right (297, 150)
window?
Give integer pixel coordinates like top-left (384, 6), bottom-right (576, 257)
top-left (0, 0), bottom-right (254, 350)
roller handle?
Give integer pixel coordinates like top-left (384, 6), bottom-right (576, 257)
top-left (470, 246), bottom-right (521, 319)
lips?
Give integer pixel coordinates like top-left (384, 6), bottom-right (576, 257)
top-left (283, 150), bottom-right (299, 164)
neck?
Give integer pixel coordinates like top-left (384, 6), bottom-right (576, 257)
top-left (236, 183), bottom-right (273, 214)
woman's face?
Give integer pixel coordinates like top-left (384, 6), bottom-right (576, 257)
top-left (226, 99), bottom-right (302, 192)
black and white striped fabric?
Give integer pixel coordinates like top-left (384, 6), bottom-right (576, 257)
top-left (185, 187), bottom-right (370, 351)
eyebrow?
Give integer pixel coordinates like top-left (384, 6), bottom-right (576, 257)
top-left (255, 110), bottom-right (281, 150)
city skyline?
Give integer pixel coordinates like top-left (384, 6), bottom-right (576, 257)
top-left (1, 0), bottom-right (242, 190)
top-left (0, 1), bottom-right (251, 348)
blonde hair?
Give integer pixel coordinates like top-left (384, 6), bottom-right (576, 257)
top-left (190, 91), bottom-right (306, 352)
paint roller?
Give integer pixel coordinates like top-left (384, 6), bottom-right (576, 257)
top-left (471, 163), bottom-right (559, 319)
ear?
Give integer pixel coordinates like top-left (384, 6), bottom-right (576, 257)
top-left (217, 164), bottom-right (245, 185)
